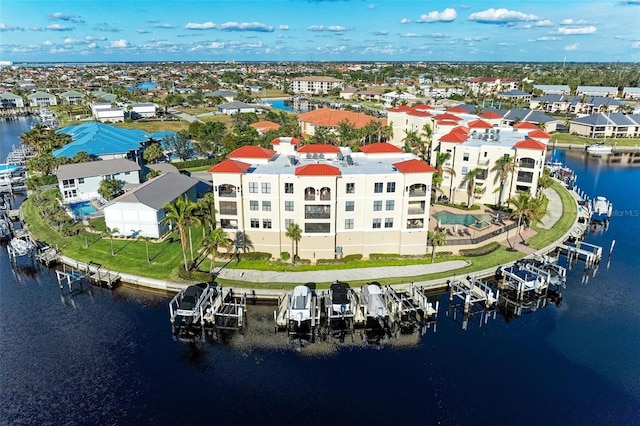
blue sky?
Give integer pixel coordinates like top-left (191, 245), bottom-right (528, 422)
top-left (1, 0), bottom-right (639, 63)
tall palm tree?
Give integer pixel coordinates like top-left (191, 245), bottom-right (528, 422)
top-left (491, 155), bottom-right (516, 207)
top-left (162, 195), bottom-right (197, 271)
top-left (427, 229), bottom-right (446, 263)
top-left (461, 168), bottom-right (484, 208)
top-left (434, 151), bottom-right (456, 201)
top-left (420, 123), bottom-right (433, 162)
top-left (507, 191), bottom-right (547, 244)
top-left (201, 227), bottom-right (232, 273)
top-left (103, 226), bottom-right (119, 256)
top-left (285, 222), bottom-right (302, 266)
top-left (195, 192), bottom-right (216, 238)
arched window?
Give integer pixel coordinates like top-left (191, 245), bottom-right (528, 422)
top-left (519, 157), bottom-right (536, 169)
top-left (319, 187), bottom-right (331, 200)
top-left (218, 184), bottom-right (236, 197)
top-left (409, 183), bottom-right (427, 197)
top-left (305, 187), bottom-right (316, 201)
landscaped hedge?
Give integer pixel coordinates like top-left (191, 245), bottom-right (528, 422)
top-left (172, 157), bottom-right (218, 170)
top-left (239, 251), bottom-right (272, 261)
top-left (459, 242), bottom-right (500, 257)
top-left (370, 253), bottom-right (427, 260)
top-left (316, 254), bottom-right (363, 265)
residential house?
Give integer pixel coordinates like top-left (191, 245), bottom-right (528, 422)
top-left (622, 87), bottom-right (640, 100)
top-left (217, 101), bottom-right (258, 115)
top-left (576, 86), bottom-right (618, 97)
top-left (0, 92), bottom-right (24, 109)
top-left (27, 91), bottom-right (57, 107)
top-left (569, 113), bottom-right (640, 139)
top-left (55, 158), bottom-right (141, 203)
top-left (532, 85), bottom-right (571, 95)
top-left (59, 90), bottom-right (85, 105)
top-left (103, 172), bottom-right (201, 239)
top-left (208, 141), bottom-right (436, 259)
top-left (92, 103), bottom-right (125, 123)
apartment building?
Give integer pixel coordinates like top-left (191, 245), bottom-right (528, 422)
top-left (209, 139), bottom-right (436, 260)
top-left (290, 76), bottom-right (343, 94)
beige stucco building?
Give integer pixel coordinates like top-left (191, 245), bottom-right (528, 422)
top-left (209, 139), bottom-right (436, 260)
top-left (290, 76), bottom-right (343, 94)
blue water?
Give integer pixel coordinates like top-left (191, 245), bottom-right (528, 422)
top-left (261, 99), bottom-right (292, 111)
top-left (129, 81), bottom-right (157, 91)
top-left (433, 211), bottom-right (493, 228)
top-left (1, 119), bottom-right (639, 424)
top-left (69, 201), bottom-right (97, 217)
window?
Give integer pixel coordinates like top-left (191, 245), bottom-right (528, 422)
top-left (78, 178), bottom-right (85, 184)
top-left (463, 153), bottom-right (469, 161)
top-left (262, 219), bottom-right (272, 229)
top-left (346, 182), bottom-right (355, 194)
top-left (461, 166), bottom-right (468, 176)
top-left (305, 187), bottom-right (316, 201)
top-left (250, 200), bottom-right (259, 211)
top-left (249, 182), bottom-right (258, 193)
top-left (385, 200), bottom-right (395, 211)
top-left (345, 201), bottom-right (354, 212)
top-left (345, 218), bottom-right (354, 229)
top-left (373, 201), bottom-right (382, 211)
top-left (305, 205), bottom-right (330, 219)
top-left (261, 182), bottom-right (271, 194)
top-left (284, 182), bottom-right (294, 194)
top-left (372, 218), bottom-right (382, 229)
top-left (305, 223), bottom-right (331, 233)
top-left (374, 182), bottom-right (383, 193)
top-left (219, 201), bottom-right (237, 215)
top-left (385, 218), bottom-right (393, 228)
top-left (285, 201), bottom-right (294, 212)
top-left (250, 218), bottom-right (260, 228)
top-left (285, 218), bottom-right (294, 228)
top-left (387, 182), bottom-right (396, 193)
top-left (262, 201), bottom-right (271, 211)
top-left (220, 219), bottom-right (238, 229)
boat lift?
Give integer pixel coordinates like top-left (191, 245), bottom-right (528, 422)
top-left (385, 283), bottom-right (439, 325)
top-left (447, 276), bottom-right (498, 330)
top-left (274, 288), bottom-right (321, 333)
top-left (557, 241), bottom-right (602, 269)
top-left (169, 284), bottom-right (219, 326)
top-left (207, 288), bottom-right (247, 330)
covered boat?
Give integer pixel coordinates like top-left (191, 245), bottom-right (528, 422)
top-left (328, 281), bottom-right (356, 320)
top-left (289, 285), bottom-right (313, 327)
top-left (174, 282), bottom-right (214, 324)
top-left (361, 282), bottom-right (388, 320)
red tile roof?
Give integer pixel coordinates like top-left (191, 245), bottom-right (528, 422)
top-left (468, 119), bottom-right (493, 129)
top-left (527, 129), bottom-right (551, 139)
top-left (270, 137), bottom-right (301, 145)
top-left (359, 143), bottom-right (404, 154)
top-left (295, 164), bottom-right (341, 176)
top-left (436, 120), bottom-right (461, 127)
top-left (227, 146), bottom-right (276, 159)
top-left (250, 120), bottom-right (281, 132)
top-left (408, 110), bottom-right (432, 117)
top-left (479, 111), bottom-right (503, 119)
top-left (446, 106), bottom-right (468, 113)
top-left (208, 159), bottom-right (252, 174)
top-left (413, 103), bottom-right (433, 110)
top-left (387, 105), bottom-right (414, 113)
top-left (513, 121), bottom-right (539, 130)
top-left (298, 108), bottom-right (381, 129)
top-left (514, 139), bottom-right (546, 150)
top-left (297, 144), bottom-right (341, 153)
top-left (435, 113), bottom-right (462, 121)
top-left (451, 126), bottom-right (469, 134)
top-left (440, 132), bottom-right (469, 143)
top-left (392, 159), bottom-right (437, 173)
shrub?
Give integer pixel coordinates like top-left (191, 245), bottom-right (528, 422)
top-left (342, 254), bottom-right (363, 262)
top-left (172, 157), bottom-right (218, 170)
top-left (178, 269), bottom-right (212, 282)
top-left (436, 251), bottom-right (453, 258)
top-left (239, 251), bottom-right (271, 261)
top-left (459, 242), bottom-right (500, 257)
top-left (280, 252), bottom-right (290, 261)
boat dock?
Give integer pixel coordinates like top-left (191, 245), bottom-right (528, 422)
top-left (169, 284), bottom-right (247, 331)
top-left (557, 241), bottom-right (602, 268)
top-left (448, 275), bottom-right (498, 312)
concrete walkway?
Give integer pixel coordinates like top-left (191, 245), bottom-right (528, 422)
top-left (216, 260), bottom-right (470, 284)
top-left (539, 187), bottom-right (562, 229)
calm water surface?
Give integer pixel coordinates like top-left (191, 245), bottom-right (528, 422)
top-left (1, 119), bottom-right (639, 425)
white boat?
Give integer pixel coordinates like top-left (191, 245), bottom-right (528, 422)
top-left (289, 285), bottom-right (313, 327)
top-left (586, 142), bottom-right (612, 156)
top-left (498, 265), bottom-right (547, 293)
top-left (361, 282), bottom-right (388, 320)
top-left (9, 237), bottom-right (34, 256)
top-left (175, 282), bottom-right (212, 321)
top-left (591, 196), bottom-right (613, 222)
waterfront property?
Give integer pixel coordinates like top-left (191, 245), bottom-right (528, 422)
top-left (209, 139), bottom-right (436, 259)
top-left (290, 76), bottom-right (343, 95)
top-left (55, 158), bottom-right (142, 203)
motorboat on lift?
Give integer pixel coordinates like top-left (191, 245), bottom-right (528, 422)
top-left (8, 237), bottom-right (34, 256)
top-left (361, 282), bottom-right (389, 321)
top-left (174, 282), bottom-right (213, 325)
top-left (289, 285), bottom-right (313, 327)
top-left (591, 196), bottom-right (613, 223)
top-left (0, 217), bottom-right (13, 242)
top-left (327, 281), bottom-right (356, 320)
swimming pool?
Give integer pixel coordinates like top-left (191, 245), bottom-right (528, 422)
top-left (433, 211), bottom-right (493, 229)
top-left (68, 201), bottom-right (98, 218)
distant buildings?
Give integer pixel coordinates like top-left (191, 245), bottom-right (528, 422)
top-left (290, 76), bottom-right (343, 95)
top-left (297, 108), bottom-right (383, 137)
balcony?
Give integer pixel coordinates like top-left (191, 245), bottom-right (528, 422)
top-left (219, 207), bottom-right (237, 215)
top-left (218, 189), bottom-right (237, 198)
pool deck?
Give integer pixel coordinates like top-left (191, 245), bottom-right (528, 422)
top-left (429, 203), bottom-right (516, 241)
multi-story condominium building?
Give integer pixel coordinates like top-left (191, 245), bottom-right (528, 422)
top-left (290, 76), bottom-right (343, 94)
top-left (209, 139), bottom-right (436, 260)
top-left (465, 77), bottom-right (519, 96)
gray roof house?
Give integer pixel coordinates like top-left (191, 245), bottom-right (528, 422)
top-left (569, 113), bottom-right (640, 139)
top-left (500, 109), bottom-right (560, 131)
top-left (217, 101), bottom-right (258, 115)
top-left (27, 91), bottom-right (57, 107)
top-left (0, 92), bottom-right (24, 109)
top-left (60, 90), bottom-right (85, 105)
top-left (103, 172), bottom-right (202, 238)
top-left (55, 158), bottom-right (142, 204)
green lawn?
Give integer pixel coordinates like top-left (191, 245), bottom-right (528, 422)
top-left (550, 132), bottom-right (640, 147)
top-left (528, 181), bottom-right (577, 249)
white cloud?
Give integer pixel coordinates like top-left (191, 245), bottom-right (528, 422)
top-left (209, 42), bottom-right (225, 49)
top-left (400, 18), bottom-right (411, 24)
top-left (469, 8), bottom-right (539, 24)
top-left (402, 33), bottom-right (421, 38)
top-left (48, 12), bottom-right (84, 23)
top-left (218, 22), bottom-right (273, 32)
top-left (558, 26), bottom-right (597, 35)
top-left (417, 8), bottom-right (457, 23)
top-left (41, 40), bottom-right (54, 46)
top-left (279, 25), bottom-right (289, 30)
top-left (561, 18), bottom-right (588, 25)
top-left (536, 36), bottom-right (561, 41)
top-left (631, 41), bottom-right (640, 49)
top-left (0, 23), bottom-right (22, 31)
top-left (46, 24), bottom-right (74, 31)
top-left (534, 20), bottom-right (553, 27)
top-left (308, 25), bottom-right (347, 32)
top-left (564, 43), bottom-right (579, 51)
top-left (63, 37), bottom-right (82, 45)
top-left (373, 29), bottom-right (388, 35)
top-left (154, 23), bottom-right (175, 29)
top-left (185, 22), bottom-right (216, 30)
top-left (136, 29), bottom-right (149, 34)
top-left (109, 39), bottom-right (129, 48)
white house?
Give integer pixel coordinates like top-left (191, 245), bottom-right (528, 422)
top-left (55, 158), bottom-right (142, 203)
top-left (217, 101), bottom-right (258, 115)
top-left (103, 172), bottom-right (200, 239)
top-left (92, 103), bottom-right (125, 123)
top-left (128, 102), bottom-right (157, 119)
top-left (0, 92), bottom-right (24, 109)
top-left (27, 91), bottom-right (57, 107)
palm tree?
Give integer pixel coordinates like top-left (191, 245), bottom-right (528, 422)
top-left (427, 229), bottom-right (446, 263)
top-left (434, 151), bottom-right (456, 202)
top-left (403, 129), bottom-right (429, 161)
top-left (161, 195), bottom-right (197, 271)
top-left (285, 222), bottom-right (302, 266)
top-left (491, 155), bottom-right (516, 207)
top-left (195, 192), bottom-right (216, 238)
top-left (461, 168), bottom-right (484, 208)
top-left (201, 227), bottom-right (232, 273)
top-left (103, 226), bottom-right (119, 256)
top-left (141, 236), bottom-right (151, 263)
top-left (507, 191), bottom-right (547, 244)
top-left (420, 123), bottom-right (433, 162)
